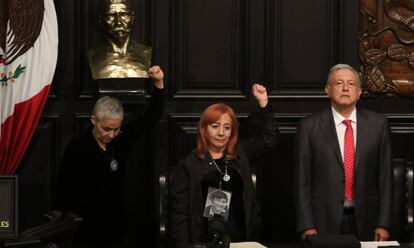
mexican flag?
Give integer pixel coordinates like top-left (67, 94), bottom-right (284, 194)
top-left (0, 0), bottom-right (58, 174)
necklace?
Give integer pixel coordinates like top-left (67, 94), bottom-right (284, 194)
top-left (210, 158), bottom-right (231, 183)
top-left (110, 154), bottom-right (118, 171)
top-left (102, 146), bottom-right (118, 171)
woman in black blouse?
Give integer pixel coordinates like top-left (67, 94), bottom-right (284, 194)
top-left (56, 66), bottom-right (165, 248)
top-left (169, 84), bottom-right (279, 248)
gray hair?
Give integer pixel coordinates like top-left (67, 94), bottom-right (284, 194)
top-left (327, 64), bottom-right (361, 86)
top-left (92, 96), bottom-right (124, 121)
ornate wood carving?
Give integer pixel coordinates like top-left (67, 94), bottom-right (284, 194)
top-left (359, 0), bottom-right (414, 97)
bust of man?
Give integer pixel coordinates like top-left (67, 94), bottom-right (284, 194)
top-left (87, 0), bottom-right (152, 79)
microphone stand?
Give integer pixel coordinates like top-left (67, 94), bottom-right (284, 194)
top-left (204, 216), bottom-right (230, 248)
top-left (211, 232), bottom-right (221, 248)
top-left (207, 231), bottom-right (230, 248)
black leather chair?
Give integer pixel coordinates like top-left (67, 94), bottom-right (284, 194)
top-left (159, 169), bottom-right (168, 247)
top-left (391, 158), bottom-right (413, 240)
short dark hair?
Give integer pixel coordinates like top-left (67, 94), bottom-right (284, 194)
top-left (208, 190), bottom-right (228, 202)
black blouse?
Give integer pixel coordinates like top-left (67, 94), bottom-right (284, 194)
top-left (201, 157), bottom-right (246, 242)
top-left (56, 88), bottom-right (164, 247)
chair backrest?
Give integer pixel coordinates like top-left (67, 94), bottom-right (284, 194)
top-left (159, 169), bottom-right (168, 247)
top-left (391, 158), bottom-right (414, 241)
top-left (392, 158), bottom-right (407, 240)
top-left (406, 161), bottom-right (414, 236)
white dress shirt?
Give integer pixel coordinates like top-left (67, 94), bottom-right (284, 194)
top-left (331, 107), bottom-right (357, 161)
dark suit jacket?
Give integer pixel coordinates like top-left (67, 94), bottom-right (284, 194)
top-left (294, 108), bottom-right (393, 241)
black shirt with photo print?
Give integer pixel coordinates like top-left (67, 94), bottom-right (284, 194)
top-left (201, 157), bottom-right (246, 242)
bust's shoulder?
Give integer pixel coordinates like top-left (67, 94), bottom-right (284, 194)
top-left (135, 42), bottom-right (151, 50)
top-left (130, 41), bottom-right (151, 52)
top-left (87, 43), bottom-right (107, 55)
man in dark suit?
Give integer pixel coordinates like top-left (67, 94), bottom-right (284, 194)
top-left (294, 64), bottom-right (393, 241)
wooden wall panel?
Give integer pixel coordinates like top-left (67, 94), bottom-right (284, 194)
top-left (16, 0), bottom-right (414, 246)
top-left (341, 0), bottom-right (360, 67)
top-left (16, 116), bottom-right (61, 231)
top-left (171, 0), bottom-right (247, 98)
top-left (168, 115), bottom-right (199, 165)
top-left (266, 0), bottom-right (360, 97)
top-left (388, 115), bottom-right (414, 161)
top-left (259, 115), bottom-right (303, 242)
top-left (267, 0), bottom-right (335, 96)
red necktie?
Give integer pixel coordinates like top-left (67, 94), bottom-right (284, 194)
top-left (343, 119), bottom-right (355, 201)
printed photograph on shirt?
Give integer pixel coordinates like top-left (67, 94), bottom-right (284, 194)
top-left (203, 187), bottom-right (232, 221)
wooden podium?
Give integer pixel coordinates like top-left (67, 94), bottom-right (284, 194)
top-left (0, 176), bottom-right (18, 240)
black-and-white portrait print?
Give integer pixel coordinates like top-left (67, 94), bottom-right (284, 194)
top-left (203, 187), bottom-right (232, 221)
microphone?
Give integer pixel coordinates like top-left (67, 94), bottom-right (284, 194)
top-left (207, 217), bottom-right (230, 248)
top-left (192, 217), bottom-right (230, 248)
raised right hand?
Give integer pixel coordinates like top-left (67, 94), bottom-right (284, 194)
top-left (301, 228), bottom-right (318, 239)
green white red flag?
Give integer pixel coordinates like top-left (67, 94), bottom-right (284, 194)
top-left (0, 0), bottom-right (58, 174)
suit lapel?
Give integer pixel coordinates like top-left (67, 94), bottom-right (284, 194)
top-left (355, 109), bottom-right (367, 172)
top-left (319, 109), bottom-right (343, 167)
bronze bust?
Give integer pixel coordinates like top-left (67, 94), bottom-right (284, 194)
top-left (88, 0), bottom-right (152, 79)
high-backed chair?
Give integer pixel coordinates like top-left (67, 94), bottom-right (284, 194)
top-left (159, 169), bottom-right (168, 247)
top-left (391, 158), bottom-right (413, 240)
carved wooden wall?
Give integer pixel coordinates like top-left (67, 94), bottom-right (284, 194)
top-left (359, 0), bottom-right (414, 97)
top-left (16, 0), bottom-right (414, 246)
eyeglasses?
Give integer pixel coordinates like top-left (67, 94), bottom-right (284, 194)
top-left (330, 81), bottom-right (360, 89)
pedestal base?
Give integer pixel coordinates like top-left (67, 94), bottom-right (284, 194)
top-left (98, 78), bottom-right (148, 103)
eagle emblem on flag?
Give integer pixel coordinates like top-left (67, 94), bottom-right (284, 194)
top-left (0, 0), bottom-right (58, 174)
top-left (0, 0), bottom-right (45, 64)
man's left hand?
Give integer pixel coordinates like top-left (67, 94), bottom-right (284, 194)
top-left (148, 66), bottom-right (164, 89)
top-left (374, 227), bottom-right (389, 241)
